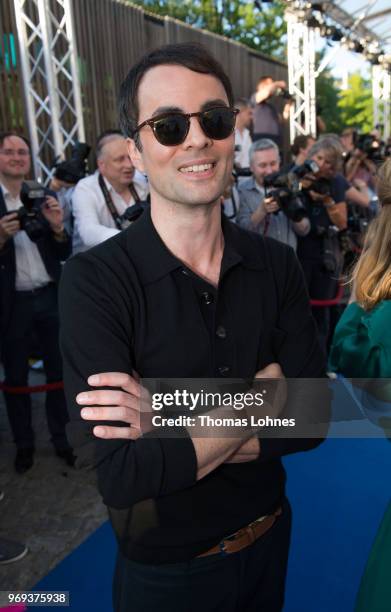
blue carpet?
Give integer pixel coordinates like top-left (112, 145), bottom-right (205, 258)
top-left (34, 521), bottom-right (116, 612)
top-left (284, 437), bottom-right (391, 612)
top-left (33, 388), bottom-right (391, 612)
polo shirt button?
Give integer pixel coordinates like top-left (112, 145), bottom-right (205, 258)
top-left (181, 268), bottom-right (189, 275)
top-left (201, 291), bottom-right (214, 305)
top-left (216, 325), bottom-right (227, 339)
top-left (218, 366), bottom-right (230, 376)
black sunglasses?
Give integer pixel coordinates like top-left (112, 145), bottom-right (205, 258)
top-left (134, 106), bottom-right (239, 146)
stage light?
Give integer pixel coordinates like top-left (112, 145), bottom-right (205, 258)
top-left (354, 41), bottom-right (364, 53)
top-left (366, 52), bottom-right (381, 65)
top-left (328, 26), bottom-right (344, 42)
top-left (306, 15), bottom-right (321, 28)
top-left (347, 39), bottom-right (365, 53)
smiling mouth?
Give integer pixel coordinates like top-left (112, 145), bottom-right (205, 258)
top-left (179, 162), bottom-right (216, 174)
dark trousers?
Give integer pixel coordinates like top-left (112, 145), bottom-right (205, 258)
top-left (300, 258), bottom-right (338, 355)
top-left (2, 284), bottom-right (70, 451)
top-left (113, 499), bottom-right (292, 612)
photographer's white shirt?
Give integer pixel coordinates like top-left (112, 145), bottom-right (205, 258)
top-left (0, 183), bottom-right (52, 291)
top-left (234, 128), bottom-right (252, 169)
top-left (72, 171), bottom-right (149, 254)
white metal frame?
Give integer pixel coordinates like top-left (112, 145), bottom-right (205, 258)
top-left (285, 0), bottom-right (391, 143)
top-left (13, 0), bottom-right (85, 182)
top-left (286, 10), bottom-right (317, 142)
top-left (372, 65), bottom-right (391, 140)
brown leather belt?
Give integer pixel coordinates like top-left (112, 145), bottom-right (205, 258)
top-left (197, 507), bottom-right (282, 558)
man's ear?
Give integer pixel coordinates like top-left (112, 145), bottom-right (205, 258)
top-left (127, 138), bottom-right (145, 174)
top-left (97, 157), bottom-right (104, 173)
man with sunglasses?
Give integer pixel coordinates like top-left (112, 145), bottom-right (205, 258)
top-left (60, 43), bottom-right (327, 612)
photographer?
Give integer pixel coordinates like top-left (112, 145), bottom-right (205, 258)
top-left (297, 136), bottom-right (359, 352)
top-left (291, 134), bottom-right (315, 168)
top-left (49, 142), bottom-right (91, 236)
top-left (250, 76), bottom-right (292, 146)
top-left (344, 135), bottom-right (379, 194)
top-left (72, 131), bottom-right (149, 253)
top-left (236, 138), bottom-right (310, 249)
top-left (0, 132), bottom-right (73, 473)
top-left (234, 98), bottom-right (252, 170)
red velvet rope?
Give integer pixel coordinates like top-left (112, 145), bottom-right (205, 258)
top-left (310, 283), bottom-right (344, 307)
top-left (0, 381), bottom-right (64, 394)
top-left (0, 284), bottom-right (345, 394)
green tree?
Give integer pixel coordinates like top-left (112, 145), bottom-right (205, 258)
top-left (338, 73), bottom-right (373, 132)
top-left (130, 0), bottom-right (287, 60)
top-left (315, 51), bottom-right (343, 134)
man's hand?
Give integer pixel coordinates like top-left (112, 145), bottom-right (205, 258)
top-left (41, 196), bottom-right (64, 234)
top-left (77, 372), bottom-right (153, 440)
top-left (0, 212), bottom-right (20, 248)
top-left (225, 362), bottom-right (285, 464)
top-left (263, 196), bottom-right (280, 214)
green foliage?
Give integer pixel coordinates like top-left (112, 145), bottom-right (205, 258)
top-left (314, 49), bottom-right (373, 135)
top-left (130, 0), bottom-right (287, 60)
top-left (338, 73), bottom-right (373, 133)
top-left (315, 51), bottom-right (343, 134)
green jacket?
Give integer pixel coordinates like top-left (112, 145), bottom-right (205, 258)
top-left (329, 301), bottom-right (391, 402)
top-left (330, 300), bottom-right (391, 612)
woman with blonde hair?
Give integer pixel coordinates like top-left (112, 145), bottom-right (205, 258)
top-left (329, 158), bottom-right (391, 612)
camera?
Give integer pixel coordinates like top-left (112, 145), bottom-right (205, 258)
top-left (232, 166), bottom-right (252, 180)
top-left (306, 176), bottom-right (332, 197)
top-left (17, 181), bottom-right (47, 242)
top-left (263, 160), bottom-right (317, 222)
top-left (53, 142), bottom-right (90, 185)
top-left (275, 87), bottom-right (294, 101)
top-left (120, 200), bottom-right (150, 224)
top-left (356, 134), bottom-right (385, 162)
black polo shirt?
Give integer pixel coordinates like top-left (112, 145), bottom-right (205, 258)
top-left (59, 208), bottom-right (327, 564)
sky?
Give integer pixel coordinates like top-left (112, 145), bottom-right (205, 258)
top-left (316, 0), bottom-right (391, 84)
top-left (320, 42), bottom-right (370, 84)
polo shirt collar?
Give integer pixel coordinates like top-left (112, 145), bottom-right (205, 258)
top-left (125, 206), bottom-right (265, 285)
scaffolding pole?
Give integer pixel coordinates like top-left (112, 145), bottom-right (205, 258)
top-left (13, 0), bottom-right (85, 182)
top-left (372, 65), bottom-right (391, 140)
top-left (286, 10), bottom-right (317, 143)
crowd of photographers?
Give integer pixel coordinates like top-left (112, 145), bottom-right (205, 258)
top-left (1, 76), bottom-right (390, 476)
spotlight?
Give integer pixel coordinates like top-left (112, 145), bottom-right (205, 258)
top-left (348, 39), bottom-right (364, 53)
top-left (306, 15), bottom-right (321, 28)
top-left (329, 26), bottom-right (344, 42)
top-left (353, 41), bottom-right (364, 53)
top-left (366, 52), bottom-right (381, 65)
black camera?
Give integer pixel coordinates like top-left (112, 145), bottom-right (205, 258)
top-left (53, 142), bottom-right (90, 185)
top-left (17, 181), bottom-right (47, 242)
top-left (275, 87), bottom-right (294, 101)
top-left (263, 160), bottom-right (316, 222)
top-left (120, 200), bottom-right (149, 224)
top-left (356, 134), bottom-right (385, 162)
top-left (232, 166), bottom-right (252, 180)
top-left (307, 176), bottom-right (332, 197)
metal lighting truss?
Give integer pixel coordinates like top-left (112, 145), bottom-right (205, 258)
top-left (13, 0), bottom-right (85, 181)
top-left (284, 0), bottom-right (391, 142)
top-left (286, 9), bottom-right (317, 142)
top-left (372, 65), bottom-right (391, 140)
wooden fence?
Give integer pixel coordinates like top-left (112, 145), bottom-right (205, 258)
top-left (0, 0), bottom-right (288, 160)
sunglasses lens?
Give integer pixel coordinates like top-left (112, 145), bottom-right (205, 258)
top-left (153, 115), bottom-right (189, 146)
top-left (201, 108), bottom-right (236, 140)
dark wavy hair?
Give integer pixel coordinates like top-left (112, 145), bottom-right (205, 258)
top-left (118, 43), bottom-right (234, 150)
